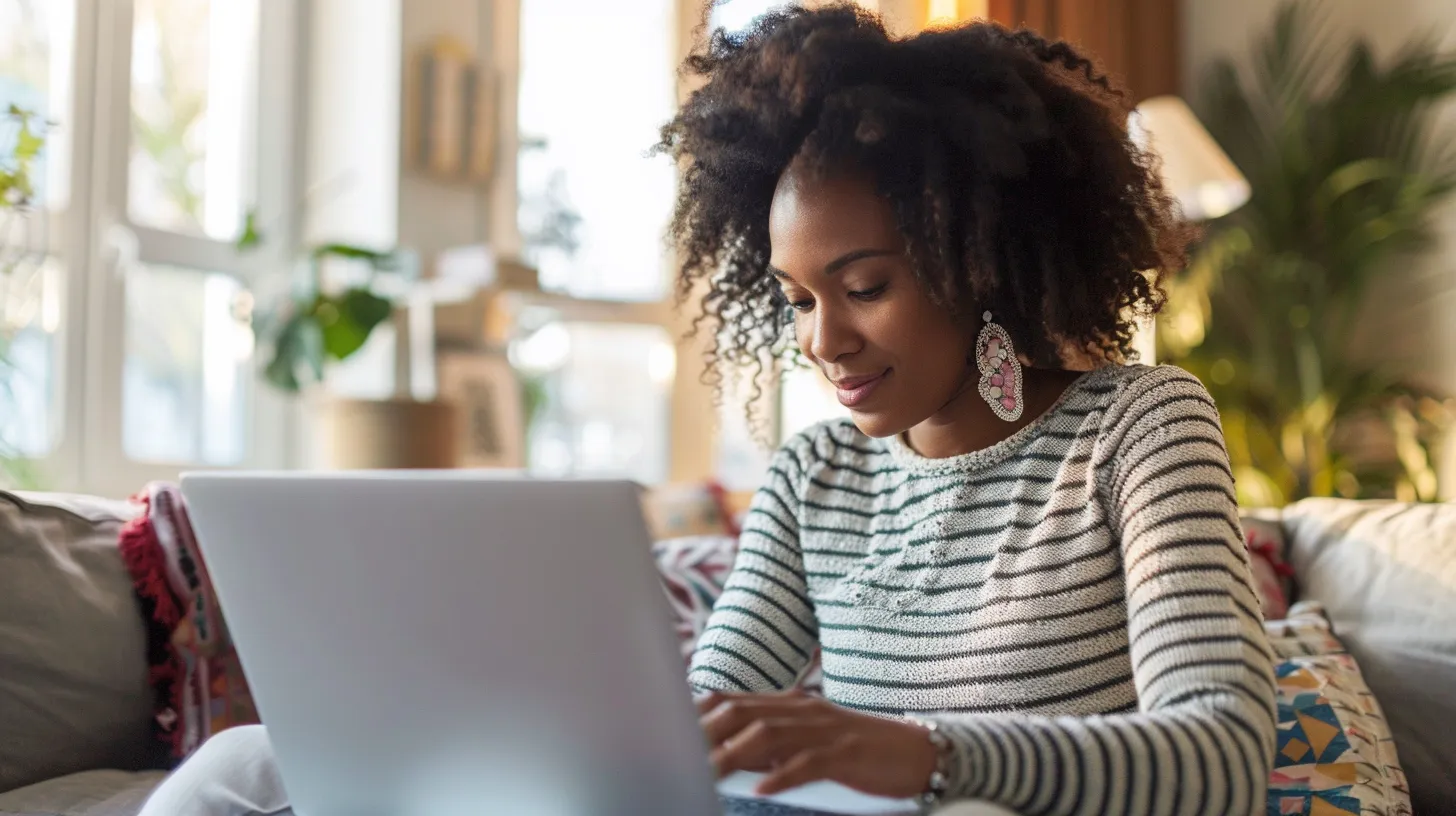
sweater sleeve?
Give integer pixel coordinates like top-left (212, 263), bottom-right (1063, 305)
top-left (925, 366), bottom-right (1278, 816)
top-left (688, 433), bottom-right (819, 693)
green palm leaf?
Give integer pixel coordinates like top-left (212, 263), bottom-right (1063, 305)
top-left (1161, 0), bottom-right (1456, 504)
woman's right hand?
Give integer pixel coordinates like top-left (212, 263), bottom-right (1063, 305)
top-left (698, 689), bottom-right (939, 799)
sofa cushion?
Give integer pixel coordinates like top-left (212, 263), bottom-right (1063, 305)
top-left (0, 770), bottom-right (164, 816)
top-left (1282, 498), bottom-right (1456, 813)
top-left (1264, 600), bottom-right (1347, 659)
top-left (0, 492), bottom-right (162, 794)
top-left (1270, 652), bottom-right (1412, 815)
top-left (652, 535), bottom-right (741, 665)
top-left (1243, 512), bottom-right (1293, 619)
top-left (119, 483), bottom-right (258, 761)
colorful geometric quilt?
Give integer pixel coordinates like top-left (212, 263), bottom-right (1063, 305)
top-left (1265, 600), bottom-right (1348, 660)
top-left (1268, 652), bottom-right (1412, 815)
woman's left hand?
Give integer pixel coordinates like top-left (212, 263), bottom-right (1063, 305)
top-left (697, 689), bottom-right (939, 798)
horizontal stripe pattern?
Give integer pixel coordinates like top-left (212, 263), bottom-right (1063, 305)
top-left (688, 364), bottom-right (1277, 815)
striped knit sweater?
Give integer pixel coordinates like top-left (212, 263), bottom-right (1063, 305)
top-left (690, 364), bottom-right (1277, 815)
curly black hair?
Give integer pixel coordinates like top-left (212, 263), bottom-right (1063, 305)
top-left (655, 2), bottom-right (1194, 412)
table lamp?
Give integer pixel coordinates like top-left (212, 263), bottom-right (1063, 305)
top-left (1126, 95), bottom-right (1251, 361)
top-left (1130, 95), bottom-right (1251, 221)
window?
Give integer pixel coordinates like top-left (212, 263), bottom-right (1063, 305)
top-left (1, 0), bottom-right (75, 472)
top-left (513, 0), bottom-right (680, 485)
top-left (514, 322), bottom-right (674, 482)
top-left (0, 0), bottom-right (300, 495)
top-left (116, 0), bottom-right (265, 469)
top-left (509, 0), bottom-right (872, 487)
top-left (711, 0), bottom-right (792, 32)
top-left (122, 264), bottom-right (252, 464)
top-left (518, 0), bottom-right (675, 302)
top-left (127, 0), bottom-right (256, 241)
top-left (0, 259), bottom-right (61, 459)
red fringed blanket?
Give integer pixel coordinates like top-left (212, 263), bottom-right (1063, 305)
top-left (118, 482), bottom-right (258, 761)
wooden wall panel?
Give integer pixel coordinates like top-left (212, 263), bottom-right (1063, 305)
top-left (987, 0), bottom-right (1016, 25)
top-left (1105, 0), bottom-right (1130, 93)
top-left (1020, 0), bottom-right (1051, 35)
top-left (1057, 0), bottom-right (1104, 68)
top-left (983, 0), bottom-right (1178, 102)
top-left (1125, 0), bottom-right (1180, 100)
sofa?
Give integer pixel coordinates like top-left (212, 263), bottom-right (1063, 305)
top-left (1, 487), bottom-right (1453, 815)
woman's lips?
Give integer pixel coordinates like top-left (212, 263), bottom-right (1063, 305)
top-left (833, 369), bottom-right (889, 408)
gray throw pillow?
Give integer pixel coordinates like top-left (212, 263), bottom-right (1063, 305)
top-left (0, 769), bottom-right (166, 816)
top-left (0, 491), bottom-right (162, 794)
top-left (1282, 498), bottom-right (1456, 813)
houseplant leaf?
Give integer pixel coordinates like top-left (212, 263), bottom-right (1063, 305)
top-left (312, 243), bottom-right (401, 270)
top-left (236, 210), bottom-right (263, 251)
top-left (314, 288), bottom-right (393, 360)
top-left (245, 222), bottom-right (406, 392)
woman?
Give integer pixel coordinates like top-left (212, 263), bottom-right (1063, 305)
top-left (665, 4), bottom-right (1275, 814)
top-left (142, 5), bottom-right (1275, 815)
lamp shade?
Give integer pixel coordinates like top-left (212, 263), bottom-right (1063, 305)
top-left (1129, 95), bottom-right (1250, 221)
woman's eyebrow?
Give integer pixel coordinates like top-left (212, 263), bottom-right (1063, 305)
top-left (769, 248), bottom-right (898, 280)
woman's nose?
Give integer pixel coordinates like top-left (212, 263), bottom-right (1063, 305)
top-left (805, 304), bottom-right (862, 364)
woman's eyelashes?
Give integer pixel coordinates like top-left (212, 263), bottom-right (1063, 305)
top-left (784, 283), bottom-right (888, 313)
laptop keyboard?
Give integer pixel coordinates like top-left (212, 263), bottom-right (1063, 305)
top-left (720, 795), bottom-right (923, 815)
top-left (721, 797), bottom-right (844, 816)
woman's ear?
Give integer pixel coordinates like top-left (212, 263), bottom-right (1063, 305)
top-left (961, 317), bottom-right (981, 365)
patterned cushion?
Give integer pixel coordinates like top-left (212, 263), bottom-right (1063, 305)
top-left (1280, 498), bottom-right (1456, 812)
top-left (1265, 601), bottom-right (1346, 660)
top-left (652, 534), bottom-right (824, 693)
top-left (652, 535), bottom-right (740, 664)
top-left (1243, 512), bottom-right (1294, 620)
top-left (1270, 652), bottom-right (1412, 815)
top-left (118, 484), bottom-right (259, 762)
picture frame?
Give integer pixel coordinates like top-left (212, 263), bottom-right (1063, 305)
top-left (403, 38), bottom-right (497, 184)
top-left (436, 350), bottom-right (525, 469)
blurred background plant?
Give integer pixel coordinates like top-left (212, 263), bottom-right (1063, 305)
top-left (1159, 1), bottom-right (1456, 506)
top-left (0, 105), bottom-right (42, 214)
top-left (236, 210), bottom-right (408, 394)
top-left (0, 104), bottom-right (46, 487)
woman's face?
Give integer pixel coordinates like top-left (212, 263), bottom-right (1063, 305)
top-left (768, 164), bottom-right (977, 439)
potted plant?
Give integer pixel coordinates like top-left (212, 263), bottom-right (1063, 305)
top-left (237, 215), bottom-right (464, 468)
top-left (236, 213), bottom-right (410, 394)
top-left (1159, 3), bottom-right (1456, 505)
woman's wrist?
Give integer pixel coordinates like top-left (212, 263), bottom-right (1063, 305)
top-left (902, 717), bottom-right (954, 805)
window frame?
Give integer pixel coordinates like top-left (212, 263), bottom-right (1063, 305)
top-left (494, 0), bottom-right (720, 485)
top-left (15, 0), bottom-right (306, 498)
top-left (13, 0), bottom-right (95, 491)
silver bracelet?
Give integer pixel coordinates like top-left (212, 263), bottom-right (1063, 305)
top-left (904, 716), bottom-right (953, 806)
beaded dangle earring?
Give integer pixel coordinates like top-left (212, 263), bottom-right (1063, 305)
top-left (975, 311), bottom-right (1023, 422)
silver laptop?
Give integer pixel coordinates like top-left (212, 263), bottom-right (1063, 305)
top-left (180, 472), bottom-right (921, 816)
